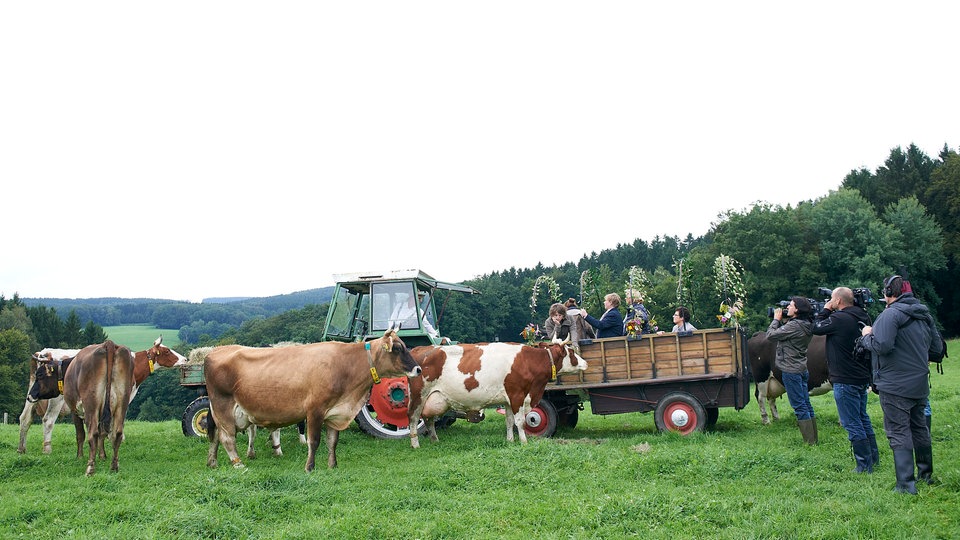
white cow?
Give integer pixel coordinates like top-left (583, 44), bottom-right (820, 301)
top-left (18, 348), bottom-right (79, 454)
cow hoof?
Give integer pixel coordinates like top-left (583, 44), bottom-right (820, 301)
top-left (232, 461), bottom-right (246, 469)
top-left (410, 438), bottom-right (420, 449)
top-left (207, 459), bottom-right (219, 468)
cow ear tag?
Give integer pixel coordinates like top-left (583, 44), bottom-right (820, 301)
top-left (149, 359), bottom-right (155, 373)
top-left (58, 381), bottom-right (64, 393)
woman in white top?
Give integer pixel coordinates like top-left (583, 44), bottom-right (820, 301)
top-left (672, 306), bottom-right (696, 332)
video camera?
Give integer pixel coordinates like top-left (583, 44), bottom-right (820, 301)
top-left (765, 300), bottom-right (791, 318)
top-left (817, 287), bottom-right (875, 310)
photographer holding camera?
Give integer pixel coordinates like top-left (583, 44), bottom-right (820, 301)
top-left (812, 287), bottom-right (877, 473)
top-left (767, 296), bottom-right (817, 445)
top-left (860, 274), bottom-right (943, 494)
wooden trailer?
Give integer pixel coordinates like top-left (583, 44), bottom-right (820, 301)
top-left (529, 327), bottom-right (751, 436)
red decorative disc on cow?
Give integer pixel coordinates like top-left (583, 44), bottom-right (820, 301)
top-left (367, 376), bottom-right (411, 428)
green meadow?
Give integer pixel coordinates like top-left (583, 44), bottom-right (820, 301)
top-left (3, 341), bottom-right (957, 539)
top-left (104, 325), bottom-right (181, 352)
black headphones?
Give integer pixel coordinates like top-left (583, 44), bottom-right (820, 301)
top-left (883, 275), bottom-right (902, 297)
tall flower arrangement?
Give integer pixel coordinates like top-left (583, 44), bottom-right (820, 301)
top-left (529, 274), bottom-right (561, 327)
top-left (713, 254), bottom-right (746, 328)
top-left (673, 258), bottom-right (691, 306)
top-left (624, 266), bottom-right (657, 334)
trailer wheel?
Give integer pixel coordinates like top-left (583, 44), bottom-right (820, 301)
top-left (182, 396), bottom-right (210, 437)
top-left (654, 392), bottom-right (706, 435)
top-left (524, 399), bottom-right (558, 438)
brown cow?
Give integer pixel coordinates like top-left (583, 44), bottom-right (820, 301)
top-left (204, 328), bottom-right (422, 472)
top-left (746, 332), bottom-right (830, 424)
top-left (406, 340), bottom-right (588, 448)
top-left (22, 337), bottom-right (186, 454)
top-left (63, 341), bottom-right (136, 476)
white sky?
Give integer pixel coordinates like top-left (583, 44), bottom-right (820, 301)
top-left (2, 2), bottom-right (958, 303)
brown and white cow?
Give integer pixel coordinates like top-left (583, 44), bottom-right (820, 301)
top-left (204, 328), bottom-right (422, 472)
top-left (406, 340), bottom-right (588, 448)
top-left (17, 348), bottom-right (78, 454)
top-left (746, 332), bottom-right (829, 424)
top-left (21, 337), bottom-right (186, 454)
top-left (62, 340), bottom-right (136, 476)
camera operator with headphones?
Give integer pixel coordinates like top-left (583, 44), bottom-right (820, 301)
top-left (860, 274), bottom-right (944, 494)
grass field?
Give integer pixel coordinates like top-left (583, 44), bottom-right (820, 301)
top-left (2, 341), bottom-right (957, 539)
top-left (103, 325), bottom-right (181, 352)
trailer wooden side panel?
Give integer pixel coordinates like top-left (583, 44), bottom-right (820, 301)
top-left (554, 328), bottom-right (744, 389)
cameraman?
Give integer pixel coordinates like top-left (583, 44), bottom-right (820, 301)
top-left (767, 296), bottom-right (817, 445)
top-left (811, 287), bottom-right (877, 473)
top-left (860, 275), bottom-right (943, 494)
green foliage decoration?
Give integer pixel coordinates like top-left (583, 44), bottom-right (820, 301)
top-left (713, 254), bottom-right (746, 328)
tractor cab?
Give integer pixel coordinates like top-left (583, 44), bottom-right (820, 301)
top-left (322, 269), bottom-right (477, 347)
top-left (321, 269), bottom-right (479, 439)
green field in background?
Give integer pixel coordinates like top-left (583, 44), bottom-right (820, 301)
top-left (103, 324), bottom-right (181, 351)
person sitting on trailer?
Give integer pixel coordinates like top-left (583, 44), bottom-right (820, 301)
top-left (580, 293), bottom-right (625, 338)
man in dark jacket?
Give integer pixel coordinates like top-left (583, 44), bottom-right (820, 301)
top-left (860, 275), bottom-right (944, 494)
top-left (581, 293), bottom-right (625, 339)
top-left (812, 287), bottom-right (876, 472)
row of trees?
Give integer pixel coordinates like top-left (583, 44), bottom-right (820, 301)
top-left (2, 143), bottom-right (956, 422)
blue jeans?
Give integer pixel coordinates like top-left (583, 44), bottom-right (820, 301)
top-left (782, 371), bottom-right (815, 421)
top-left (833, 383), bottom-right (875, 441)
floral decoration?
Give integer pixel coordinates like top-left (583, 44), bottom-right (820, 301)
top-left (625, 319), bottom-right (643, 338)
top-left (530, 275), bottom-right (561, 323)
top-left (713, 254), bottom-right (747, 329)
top-left (520, 323), bottom-right (539, 345)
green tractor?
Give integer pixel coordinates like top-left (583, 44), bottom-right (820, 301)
top-left (321, 269), bottom-right (479, 438)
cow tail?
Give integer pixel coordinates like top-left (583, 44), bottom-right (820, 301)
top-left (100, 340), bottom-right (115, 434)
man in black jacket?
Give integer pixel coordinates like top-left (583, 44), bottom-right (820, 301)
top-left (812, 287), bottom-right (876, 473)
top-left (860, 275), bottom-right (944, 494)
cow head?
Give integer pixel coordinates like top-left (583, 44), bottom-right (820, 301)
top-left (372, 329), bottom-right (422, 378)
top-left (27, 358), bottom-right (71, 402)
top-left (146, 335), bottom-right (187, 369)
top-left (545, 338), bottom-right (588, 375)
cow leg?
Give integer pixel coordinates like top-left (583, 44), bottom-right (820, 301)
top-left (297, 421), bottom-right (306, 445)
top-left (426, 417), bottom-right (438, 443)
top-left (208, 403), bottom-right (242, 468)
top-left (766, 378), bottom-right (785, 422)
top-left (42, 399), bottom-right (65, 454)
top-left (515, 400), bottom-right (531, 444)
top-left (110, 412), bottom-right (124, 473)
top-left (246, 425), bottom-right (257, 459)
top-left (206, 411), bottom-right (221, 468)
top-left (85, 418), bottom-right (99, 476)
top-left (325, 428), bottom-right (339, 469)
top-left (757, 381), bottom-right (770, 424)
top-left (72, 413), bottom-right (86, 459)
top-left (504, 409), bottom-right (516, 442)
top-left (270, 429), bottom-right (283, 457)
top-left (17, 400), bottom-right (35, 454)
top-left (304, 414), bottom-right (323, 472)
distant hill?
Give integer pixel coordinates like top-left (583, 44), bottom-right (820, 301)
top-left (22, 287), bottom-right (336, 330)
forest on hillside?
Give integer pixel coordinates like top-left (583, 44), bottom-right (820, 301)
top-left (1, 143), bottom-right (957, 420)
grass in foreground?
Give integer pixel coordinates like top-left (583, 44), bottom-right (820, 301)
top-left (3, 342), bottom-right (958, 539)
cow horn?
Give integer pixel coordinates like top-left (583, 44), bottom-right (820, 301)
top-left (155, 336), bottom-right (163, 347)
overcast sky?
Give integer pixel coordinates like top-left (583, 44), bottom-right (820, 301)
top-left (2, 2), bottom-right (958, 303)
